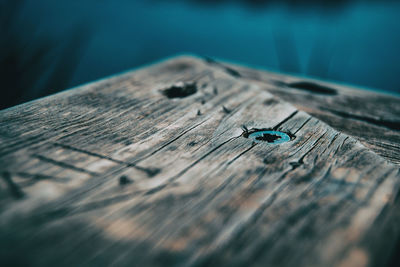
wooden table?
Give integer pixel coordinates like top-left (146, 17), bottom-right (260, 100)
top-left (1, 55), bottom-right (399, 267)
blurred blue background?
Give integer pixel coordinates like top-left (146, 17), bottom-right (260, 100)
top-left (1, 0), bottom-right (400, 109)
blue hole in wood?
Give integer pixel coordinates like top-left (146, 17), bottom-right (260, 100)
top-left (248, 130), bottom-right (291, 144)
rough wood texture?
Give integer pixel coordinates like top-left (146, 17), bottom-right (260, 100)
top-left (207, 58), bottom-right (400, 165)
top-left (0, 55), bottom-right (399, 267)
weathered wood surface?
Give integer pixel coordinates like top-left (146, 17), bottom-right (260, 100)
top-left (205, 57), bottom-right (400, 165)
top-left (0, 55), bottom-right (399, 267)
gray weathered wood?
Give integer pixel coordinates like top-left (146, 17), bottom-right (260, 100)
top-left (205, 58), bottom-right (400, 165)
top-left (0, 55), bottom-right (399, 267)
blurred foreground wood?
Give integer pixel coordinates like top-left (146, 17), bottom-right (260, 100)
top-left (0, 55), bottom-right (399, 267)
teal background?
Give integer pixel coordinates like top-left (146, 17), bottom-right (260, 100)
top-left (1, 0), bottom-right (400, 109)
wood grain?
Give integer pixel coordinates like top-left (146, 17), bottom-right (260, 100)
top-left (205, 57), bottom-right (400, 165)
top-left (0, 55), bottom-right (399, 267)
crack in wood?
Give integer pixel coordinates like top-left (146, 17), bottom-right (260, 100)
top-left (33, 154), bottom-right (99, 176)
top-left (222, 105), bottom-right (231, 114)
top-left (289, 131), bottom-right (328, 172)
top-left (227, 142), bottom-right (258, 166)
top-left (273, 110), bottom-right (299, 131)
top-left (293, 117), bottom-right (313, 134)
top-left (286, 81), bottom-right (338, 95)
top-left (203, 56), bottom-right (242, 78)
top-left (1, 172), bottom-right (24, 199)
top-left (53, 142), bottom-right (160, 177)
top-left (168, 136), bottom-right (240, 183)
top-left (131, 118), bottom-right (209, 165)
top-left (9, 172), bottom-right (69, 187)
top-left (321, 107), bottom-right (400, 131)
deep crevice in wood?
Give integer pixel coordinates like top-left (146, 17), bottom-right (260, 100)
top-left (161, 82), bottom-right (197, 98)
top-left (202, 56), bottom-right (242, 78)
top-left (321, 107), bottom-right (400, 131)
top-left (286, 81), bottom-right (337, 95)
top-left (1, 172), bottom-right (24, 199)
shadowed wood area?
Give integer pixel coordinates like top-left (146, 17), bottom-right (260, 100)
top-left (0, 55), bottom-right (399, 267)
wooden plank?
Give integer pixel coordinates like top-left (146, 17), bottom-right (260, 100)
top-left (204, 57), bottom-right (400, 165)
top-left (0, 55), bottom-right (399, 267)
